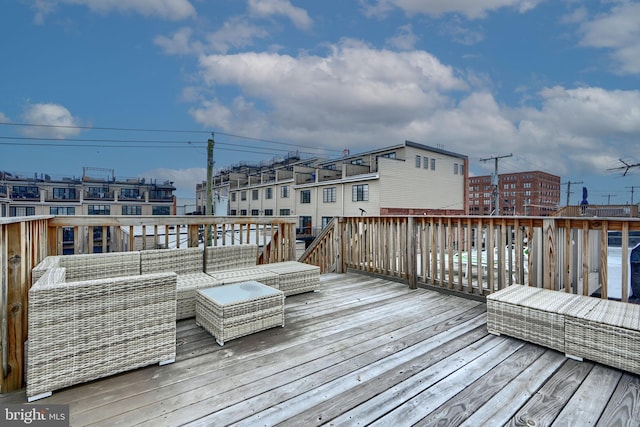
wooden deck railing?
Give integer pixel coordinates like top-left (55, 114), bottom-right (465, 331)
top-left (300, 215), bottom-right (640, 301)
top-left (0, 215), bottom-right (297, 393)
top-left (5, 213), bottom-right (640, 393)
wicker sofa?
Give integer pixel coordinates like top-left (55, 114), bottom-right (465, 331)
top-left (487, 284), bottom-right (640, 376)
top-left (27, 266), bottom-right (177, 401)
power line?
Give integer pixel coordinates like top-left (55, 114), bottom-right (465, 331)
top-left (0, 136), bottom-right (326, 156)
top-left (0, 121), bottom-right (344, 154)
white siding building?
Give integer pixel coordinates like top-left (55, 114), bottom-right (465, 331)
top-left (197, 141), bottom-right (468, 237)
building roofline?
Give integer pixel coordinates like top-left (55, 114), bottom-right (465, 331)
top-left (404, 140), bottom-right (468, 160)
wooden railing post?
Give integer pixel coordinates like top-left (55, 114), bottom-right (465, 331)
top-left (407, 217), bottom-right (417, 289)
top-left (543, 219), bottom-right (557, 290)
top-left (335, 217), bottom-right (344, 273)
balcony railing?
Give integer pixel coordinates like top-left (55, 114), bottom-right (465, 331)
top-left (301, 215), bottom-right (640, 301)
top-left (5, 213), bottom-right (640, 394)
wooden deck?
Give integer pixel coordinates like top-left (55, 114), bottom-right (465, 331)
top-left (3, 272), bottom-right (640, 426)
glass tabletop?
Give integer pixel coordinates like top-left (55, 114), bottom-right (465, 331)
top-left (199, 280), bottom-right (282, 305)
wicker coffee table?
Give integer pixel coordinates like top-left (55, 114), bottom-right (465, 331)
top-left (195, 281), bottom-right (285, 346)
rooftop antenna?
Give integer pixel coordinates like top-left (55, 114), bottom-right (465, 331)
top-left (608, 159), bottom-right (640, 176)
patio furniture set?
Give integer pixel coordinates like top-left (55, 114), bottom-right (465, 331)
top-left (487, 284), bottom-right (640, 376)
top-left (27, 245), bottom-right (319, 401)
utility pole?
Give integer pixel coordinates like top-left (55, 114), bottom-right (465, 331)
top-left (626, 186), bottom-right (640, 205)
top-left (480, 153), bottom-right (512, 215)
top-left (602, 194), bottom-right (616, 205)
top-left (206, 134), bottom-right (215, 246)
top-left (562, 180), bottom-right (583, 206)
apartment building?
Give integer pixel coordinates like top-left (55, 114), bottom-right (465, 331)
top-left (468, 171), bottom-right (561, 216)
top-left (198, 141), bottom-right (469, 236)
top-left (0, 167), bottom-right (176, 218)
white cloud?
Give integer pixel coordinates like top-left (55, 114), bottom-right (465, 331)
top-left (154, 27), bottom-right (203, 55)
top-left (386, 24), bottom-right (418, 50)
top-left (20, 103), bottom-right (84, 139)
top-left (0, 112), bottom-right (9, 123)
top-left (155, 18), bottom-right (269, 56)
top-left (196, 41), bottom-right (467, 128)
top-left (32, 0), bottom-right (196, 22)
top-left (248, 0), bottom-right (313, 30)
top-left (577, 2), bottom-right (640, 74)
top-left (206, 17), bottom-right (270, 53)
top-left (362, 0), bottom-right (545, 20)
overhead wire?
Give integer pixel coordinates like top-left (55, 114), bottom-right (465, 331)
top-left (0, 121), bottom-right (344, 154)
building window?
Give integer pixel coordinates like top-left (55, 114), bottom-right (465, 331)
top-left (454, 163), bottom-right (459, 175)
top-left (10, 206), bottom-right (35, 216)
top-left (431, 158), bottom-right (436, 170)
top-left (240, 209), bottom-right (247, 216)
top-left (240, 191), bottom-right (247, 201)
top-left (280, 209), bottom-right (291, 215)
top-left (11, 186), bottom-right (39, 199)
top-left (265, 187), bottom-right (273, 199)
top-left (322, 216), bottom-right (333, 228)
top-left (415, 155), bottom-right (421, 168)
top-left (299, 216), bottom-right (312, 234)
top-left (53, 188), bottom-right (76, 199)
top-left (122, 205), bottom-right (142, 215)
top-left (149, 189), bottom-right (172, 200)
top-left (323, 187), bottom-right (336, 203)
top-left (301, 190), bottom-right (311, 204)
top-left (88, 205), bottom-right (110, 215)
top-left (230, 209), bottom-right (237, 216)
top-left (264, 209), bottom-right (273, 216)
top-left (350, 159), bottom-right (363, 165)
top-left (281, 185), bottom-right (290, 198)
top-left (152, 206), bottom-right (170, 215)
top-left (252, 189), bottom-right (259, 201)
top-left (423, 157), bottom-right (429, 169)
top-left (87, 187), bottom-right (109, 199)
top-left (379, 152), bottom-right (396, 159)
top-left (251, 209), bottom-right (259, 216)
top-left (231, 192), bottom-right (237, 202)
top-left (352, 184), bottom-right (369, 202)
top-left (120, 188), bottom-right (140, 199)
top-left (50, 206), bottom-right (75, 215)
top-left (524, 182), bottom-right (532, 188)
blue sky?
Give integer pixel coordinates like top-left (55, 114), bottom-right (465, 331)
top-left (1, 0), bottom-right (640, 203)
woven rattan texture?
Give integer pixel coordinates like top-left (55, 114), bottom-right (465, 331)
top-left (59, 252), bottom-right (141, 281)
top-left (140, 247), bottom-right (204, 275)
top-left (205, 244), bottom-right (259, 272)
top-left (486, 285), bottom-right (600, 352)
top-left (565, 299), bottom-right (640, 375)
top-left (262, 261), bottom-right (320, 296)
top-left (208, 267), bottom-right (279, 289)
top-left (27, 271), bottom-right (177, 399)
top-left (195, 285), bottom-right (284, 345)
top-left (176, 273), bottom-right (223, 320)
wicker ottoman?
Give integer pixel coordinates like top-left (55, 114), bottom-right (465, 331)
top-left (195, 281), bottom-right (285, 346)
top-left (565, 299), bottom-right (640, 374)
top-left (262, 261), bottom-right (320, 296)
top-left (486, 285), bottom-right (600, 353)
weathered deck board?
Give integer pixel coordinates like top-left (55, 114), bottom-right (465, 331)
top-left (2, 272), bottom-right (640, 426)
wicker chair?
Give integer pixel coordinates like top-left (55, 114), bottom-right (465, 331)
top-left (27, 267), bottom-right (177, 401)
